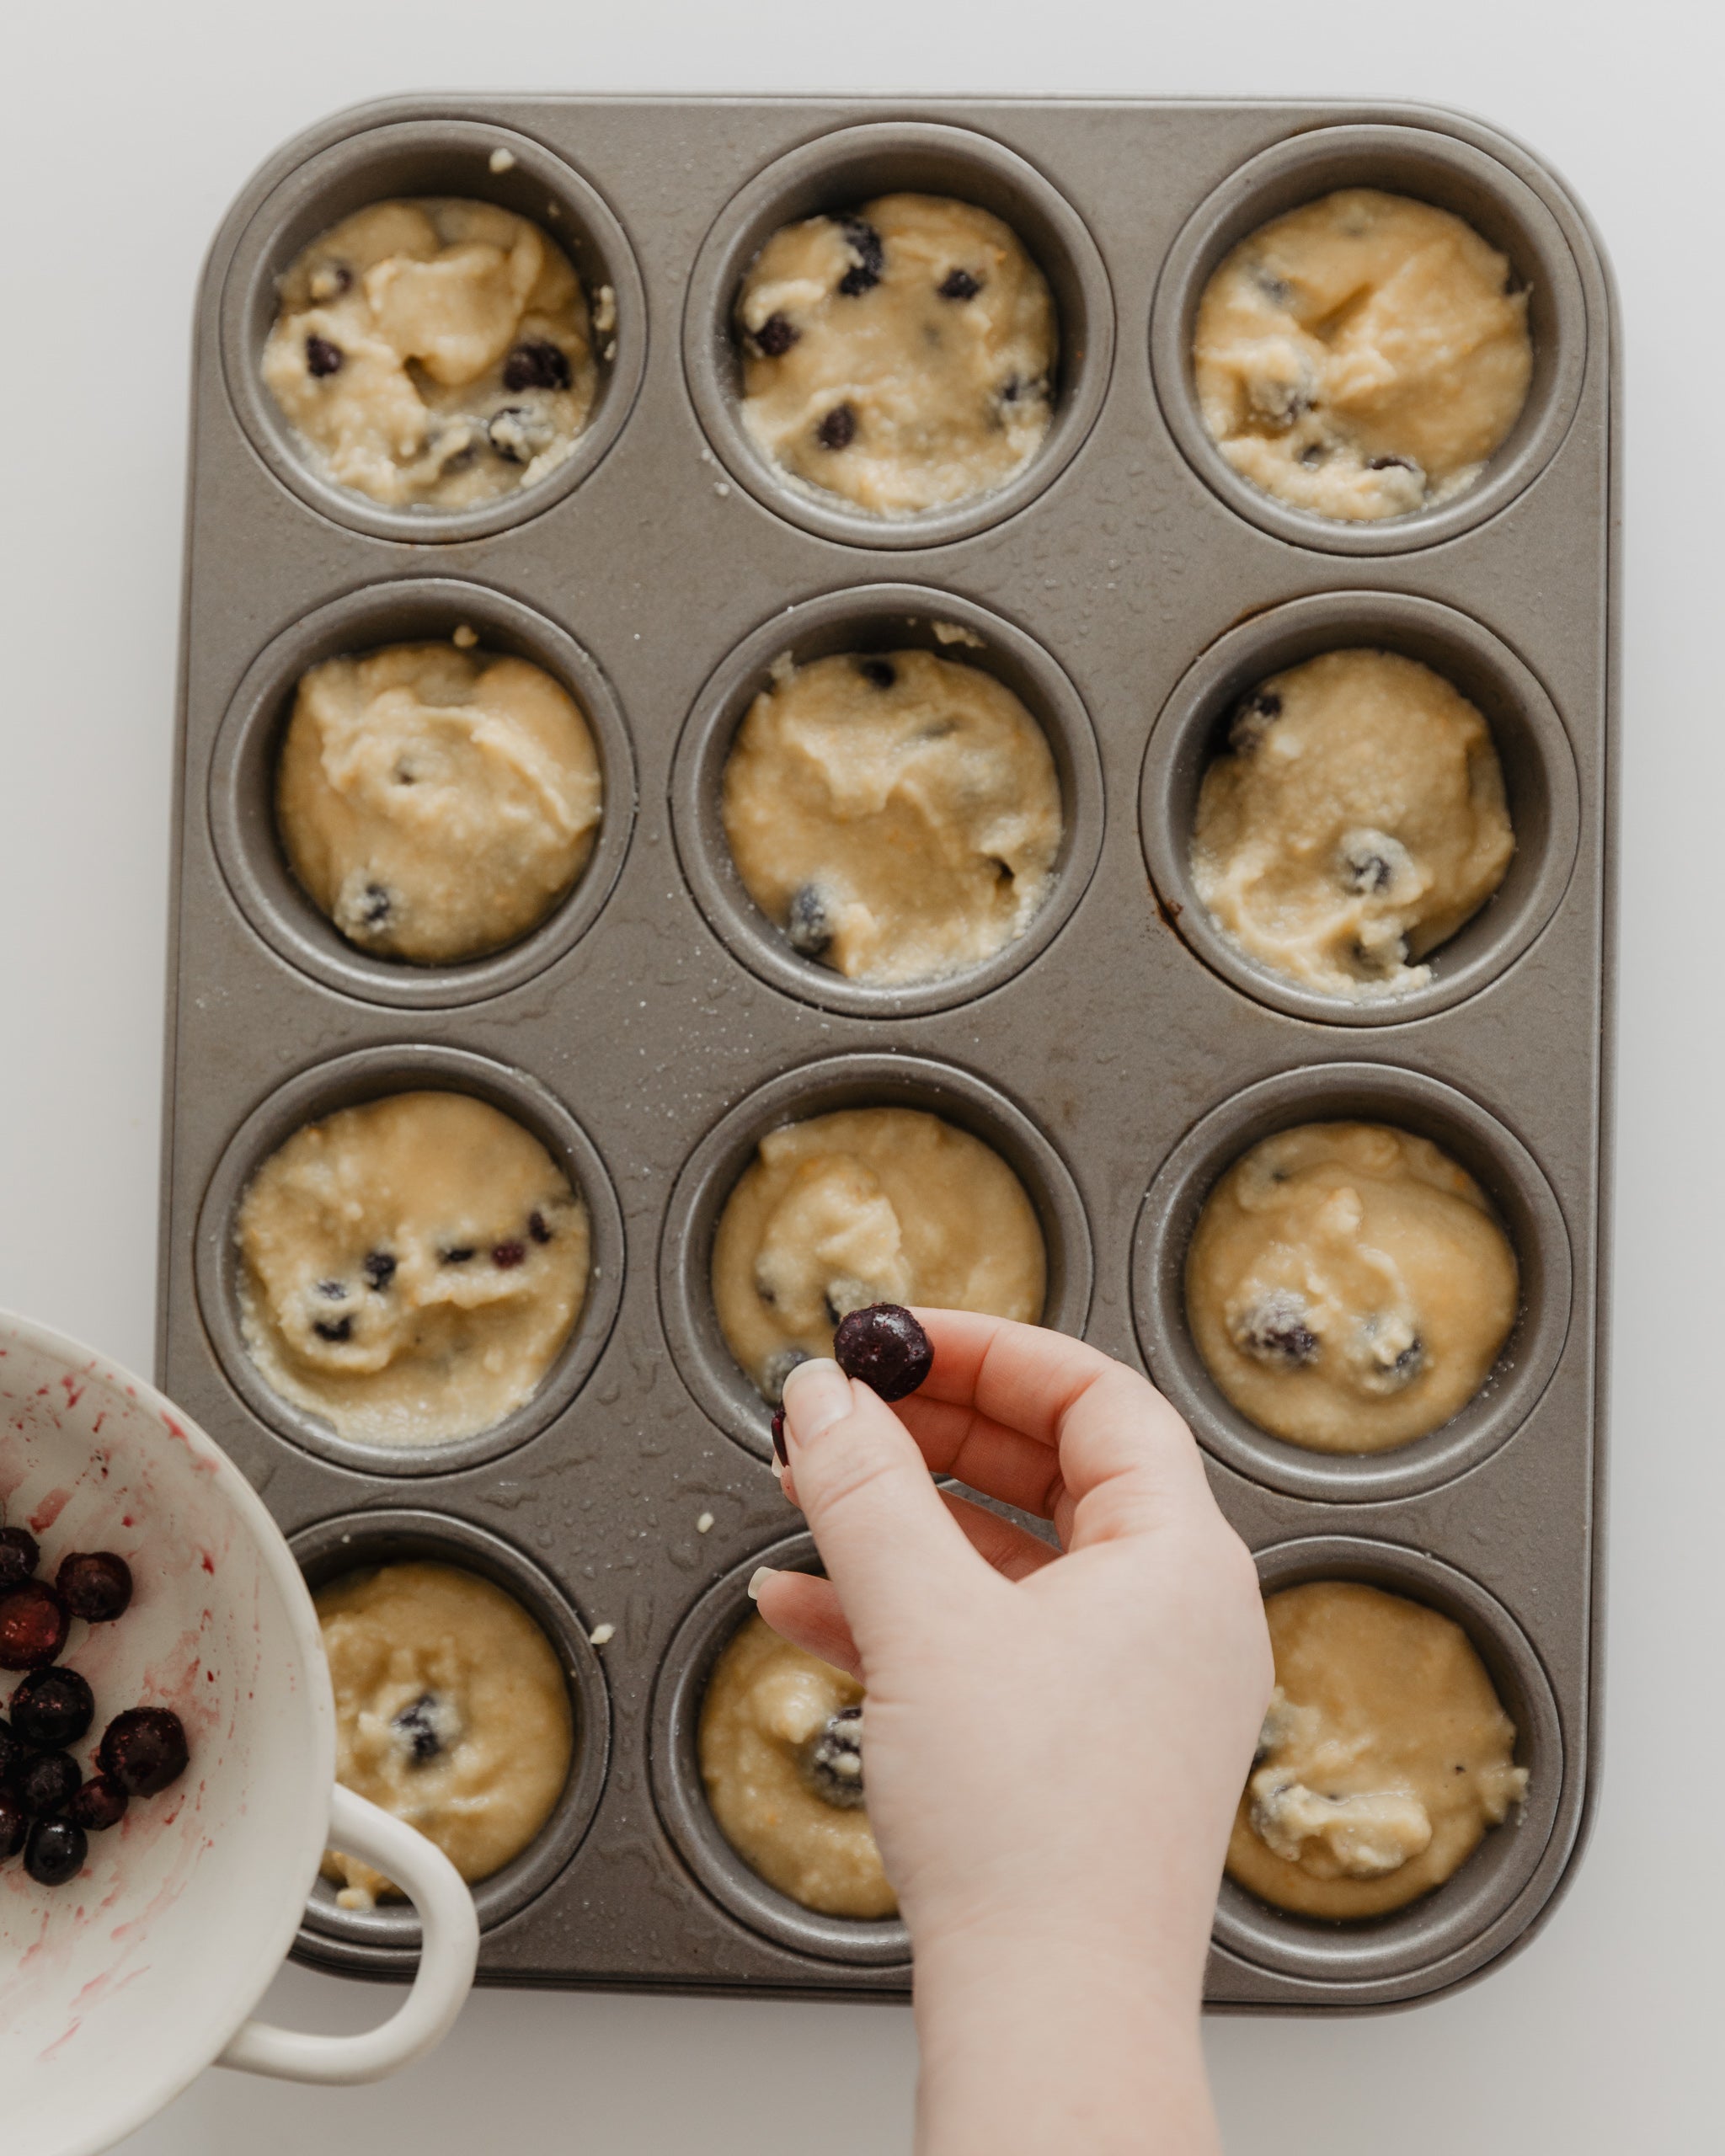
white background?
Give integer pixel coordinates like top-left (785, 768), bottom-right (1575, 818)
top-left (2, 3), bottom-right (1719, 2148)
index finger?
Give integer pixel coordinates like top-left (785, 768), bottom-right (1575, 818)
top-left (901, 1310), bottom-right (1214, 1540)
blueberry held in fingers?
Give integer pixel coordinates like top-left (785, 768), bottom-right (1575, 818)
top-left (831, 1303), bottom-right (933, 1401)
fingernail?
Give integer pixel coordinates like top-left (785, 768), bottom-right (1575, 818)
top-left (747, 1566), bottom-right (777, 1602)
top-left (780, 1356), bottom-right (850, 1444)
top-left (769, 1456), bottom-right (784, 1482)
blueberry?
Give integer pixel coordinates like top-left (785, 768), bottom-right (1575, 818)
top-left (492, 1241), bottom-right (526, 1269)
top-left (390, 1692), bottom-right (457, 1766)
top-left (1346, 851), bottom-right (1392, 894)
top-left (1001, 376), bottom-right (1022, 403)
top-left (440, 1246), bottom-right (476, 1266)
top-left (363, 1250), bottom-right (397, 1291)
top-left (502, 341), bottom-right (573, 393)
top-left (9, 1668), bottom-right (94, 1748)
top-left (312, 1315), bottom-right (353, 1344)
top-left (1227, 689), bottom-right (1282, 755)
top-left (0, 1790), bottom-right (25, 1860)
top-left (803, 1705), bottom-right (866, 1808)
top-left (360, 883), bottom-right (393, 926)
top-left (0, 1718), bottom-right (29, 1785)
top-left (16, 1748), bottom-right (81, 1817)
top-left (752, 312), bottom-right (798, 357)
top-left (56, 1550), bottom-right (132, 1624)
top-left (305, 335), bottom-right (344, 378)
top-left (835, 216), bottom-right (884, 296)
top-left (1235, 1292), bottom-right (1321, 1369)
top-left (486, 404), bottom-right (556, 464)
top-left (816, 403), bottom-right (857, 451)
top-left (938, 268), bottom-right (981, 301)
top-left (785, 884), bottom-right (832, 960)
top-left (99, 1708), bottom-right (190, 1797)
top-left (857, 657), bottom-right (896, 691)
top-left (24, 1817), bottom-right (86, 1887)
top-left (528, 1211), bottom-right (553, 1246)
top-left (762, 1347), bottom-right (809, 1403)
top-left (769, 1407), bottom-right (788, 1467)
top-left (64, 1774), bottom-right (129, 1831)
top-left (0, 1582), bottom-right (70, 1671)
top-left (831, 1305), bottom-right (933, 1402)
top-left (316, 1278), bottom-right (346, 1299)
top-left (0, 1527), bottom-right (40, 1590)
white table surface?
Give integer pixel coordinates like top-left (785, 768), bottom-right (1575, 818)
top-left (2, 2), bottom-right (1718, 2147)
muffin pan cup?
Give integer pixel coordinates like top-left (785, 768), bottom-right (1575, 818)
top-left (161, 93), bottom-right (1616, 2011)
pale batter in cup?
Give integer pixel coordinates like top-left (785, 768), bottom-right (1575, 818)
top-left (237, 1090), bottom-right (590, 1448)
top-left (712, 1107), bottom-right (1045, 1402)
top-left (263, 198), bottom-right (610, 510)
top-left (1194, 189), bottom-right (1532, 521)
top-left (736, 193), bottom-right (1056, 517)
top-left (1191, 648), bottom-right (1514, 998)
top-left (722, 648), bottom-right (1062, 985)
top-left (699, 1614), bottom-right (894, 1919)
top-left (317, 1561), bottom-right (573, 1908)
top-left (277, 635), bottom-right (604, 964)
top-left (1185, 1121), bottom-right (1518, 1453)
top-left (1229, 1580), bottom-right (1528, 1919)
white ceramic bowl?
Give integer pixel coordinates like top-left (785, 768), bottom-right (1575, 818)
top-left (0, 1312), bottom-right (479, 2156)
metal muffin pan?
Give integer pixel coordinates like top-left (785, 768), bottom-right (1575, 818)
top-left (159, 93), bottom-right (1615, 2012)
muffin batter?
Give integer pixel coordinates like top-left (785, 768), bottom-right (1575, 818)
top-left (737, 193), bottom-right (1057, 517)
top-left (722, 648), bottom-right (1062, 985)
top-left (1191, 648), bottom-right (1514, 997)
top-left (263, 198), bottom-right (605, 510)
top-left (1185, 1121), bottom-right (1518, 1453)
top-left (278, 636), bottom-right (604, 964)
top-left (699, 1614), bottom-right (894, 1918)
top-left (713, 1107), bottom-right (1045, 1401)
top-left (237, 1091), bottom-right (589, 1447)
top-left (1194, 189), bottom-right (1532, 521)
top-left (1229, 1581), bottom-right (1528, 1919)
top-left (317, 1561), bottom-right (573, 1908)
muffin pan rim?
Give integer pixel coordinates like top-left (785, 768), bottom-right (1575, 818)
top-left (287, 1507), bottom-right (613, 1967)
top-left (681, 117), bottom-right (1117, 551)
top-left (649, 1529), bottom-right (913, 1967)
top-left (1148, 121), bottom-right (1589, 557)
top-left (669, 581), bottom-right (1106, 1018)
top-left (217, 115), bottom-right (649, 546)
top-left (1137, 588), bottom-right (1583, 1027)
top-left (1214, 1535), bottom-right (1563, 1986)
top-left (192, 1043), bottom-right (628, 1479)
top-left (206, 576), bottom-right (638, 1011)
top-left (1130, 1061), bottom-right (1573, 1504)
top-left (658, 1050), bottom-right (1096, 1460)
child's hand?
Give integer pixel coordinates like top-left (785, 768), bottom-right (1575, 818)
top-left (756, 1311), bottom-right (1271, 2156)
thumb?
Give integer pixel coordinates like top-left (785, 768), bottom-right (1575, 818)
top-left (779, 1357), bottom-right (981, 1654)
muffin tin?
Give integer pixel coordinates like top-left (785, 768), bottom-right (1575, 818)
top-left (158, 94), bottom-right (1616, 2012)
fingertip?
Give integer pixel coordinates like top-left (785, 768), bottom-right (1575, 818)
top-left (781, 1357), bottom-right (850, 1440)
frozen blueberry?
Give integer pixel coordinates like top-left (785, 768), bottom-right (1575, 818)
top-left (1235, 1291), bottom-right (1321, 1369)
top-left (817, 403), bottom-right (857, 451)
top-left (64, 1774), bottom-right (129, 1832)
top-left (16, 1748), bottom-right (81, 1817)
top-left (1228, 689), bottom-right (1282, 755)
top-left (305, 334), bottom-right (344, 378)
top-left (528, 1211), bottom-right (553, 1245)
top-left (502, 340), bottom-right (573, 393)
top-left (1345, 849), bottom-right (1391, 893)
top-left (832, 1304), bottom-right (933, 1402)
top-left (312, 1315), bottom-right (353, 1344)
top-left (1339, 830), bottom-right (1413, 899)
top-left (835, 216), bottom-right (884, 296)
top-left (0, 1527), bottom-right (40, 1590)
top-left (24, 1816), bottom-right (86, 1887)
top-left (857, 657), bottom-right (896, 691)
top-left (390, 1691), bottom-right (458, 1766)
top-left (938, 268), bottom-right (982, 301)
top-left (440, 1246), bottom-right (476, 1266)
top-left (492, 1241), bottom-right (526, 1269)
top-left (0, 1581), bottom-right (70, 1671)
top-left (360, 883), bottom-right (393, 926)
top-left (769, 1407), bottom-right (788, 1468)
top-left (56, 1550), bottom-right (132, 1624)
top-left (753, 312), bottom-right (798, 357)
top-left (785, 883), bottom-right (832, 960)
top-left (9, 1668), bottom-right (95, 1748)
top-left (803, 1705), bottom-right (866, 1808)
top-left (762, 1347), bottom-right (809, 1404)
top-left (0, 1718), bottom-right (29, 1785)
top-left (0, 1790), bottom-right (25, 1860)
top-left (99, 1708), bottom-right (190, 1797)
top-left (363, 1250), bottom-right (397, 1291)
top-left (316, 1278), bottom-right (346, 1299)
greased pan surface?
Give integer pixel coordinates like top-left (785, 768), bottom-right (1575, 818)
top-left (160, 95), bottom-right (1616, 2010)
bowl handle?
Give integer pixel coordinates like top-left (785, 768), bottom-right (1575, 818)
top-left (216, 1785), bottom-right (481, 2084)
